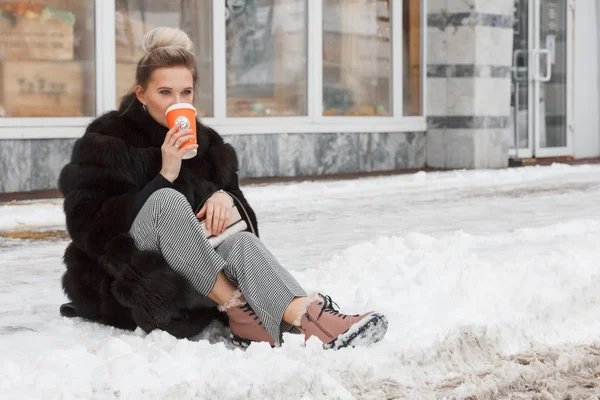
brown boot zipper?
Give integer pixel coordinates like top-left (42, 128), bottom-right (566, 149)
top-left (305, 312), bottom-right (334, 340)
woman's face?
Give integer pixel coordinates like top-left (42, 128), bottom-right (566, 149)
top-left (135, 66), bottom-right (194, 127)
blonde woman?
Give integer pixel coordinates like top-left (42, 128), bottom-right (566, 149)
top-left (58, 27), bottom-right (388, 349)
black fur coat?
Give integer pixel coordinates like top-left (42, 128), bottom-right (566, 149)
top-left (58, 94), bottom-right (258, 338)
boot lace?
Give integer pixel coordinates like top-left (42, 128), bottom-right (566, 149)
top-left (240, 303), bottom-right (263, 326)
top-left (316, 295), bottom-right (349, 320)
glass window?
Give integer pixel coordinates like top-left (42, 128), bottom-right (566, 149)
top-left (226, 0), bottom-right (308, 117)
top-left (322, 0), bottom-right (392, 117)
top-left (403, 0), bottom-right (421, 115)
top-left (115, 0), bottom-right (213, 117)
top-left (0, 0), bottom-right (95, 117)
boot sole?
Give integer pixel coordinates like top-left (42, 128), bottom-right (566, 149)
top-left (324, 313), bottom-right (388, 350)
top-left (230, 333), bottom-right (252, 349)
top-left (230, 333), bottom-right (276, 349)
top-left (230, 313), bottom-right (389, 350)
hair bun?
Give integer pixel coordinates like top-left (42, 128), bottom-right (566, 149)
top-left (141, 27), bottom-right (194, 54)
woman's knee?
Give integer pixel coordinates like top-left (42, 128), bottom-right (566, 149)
top-left (147, 188), bottom-right (187, 207)
top-left (145, 188), bottom-right (191, 216)
top-left (220, 232), bottom-right (260, 258)
top-left (231, 232), bottom-right (259, 247)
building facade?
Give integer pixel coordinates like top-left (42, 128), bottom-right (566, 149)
top-left (0, 0), bottom-right (598, 194)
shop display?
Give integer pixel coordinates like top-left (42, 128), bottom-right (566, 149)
top-left (0, 60), bottom-right (83, 116)
top-left (0, 1), bottom-right (93, 117)
top-left (0, 0), bottom-right (413, 120)
top-left (0, 3), bottom-right (75, 60)
top-left (230, 98), bottom-right (277, 117)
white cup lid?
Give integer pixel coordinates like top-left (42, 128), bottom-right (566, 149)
top-left (165, 103), bottom-right (197, 116)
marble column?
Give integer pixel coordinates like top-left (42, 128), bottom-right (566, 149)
top-left (426, 0), bottom-right (514, 168)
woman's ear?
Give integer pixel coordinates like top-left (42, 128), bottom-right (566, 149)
top-left (135, 85), bottom-right (146, 106)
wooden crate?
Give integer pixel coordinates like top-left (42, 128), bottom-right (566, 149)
top-left (0, 60), bottom-right (83, 116)
top-left (0, 16), bottom-right (74, 60)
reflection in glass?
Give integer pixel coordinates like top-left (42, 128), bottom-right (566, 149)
top-left (322, 0), bottom-right (392, 117)
top-left (226, 0), bottom-right (307, 117)
top-left (539, 0), bottom-right (567, 148)
top-left (115, 0), bottom-right (213, 117)
top-left (0, 0), bottom-right (95, 117)
top-left (403, 0), bottom-right (421, 115)
top-left (510, 0), bottom-right (530, 149)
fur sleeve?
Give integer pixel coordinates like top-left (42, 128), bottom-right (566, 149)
top-left (59, 132), bottom-right (138, 263)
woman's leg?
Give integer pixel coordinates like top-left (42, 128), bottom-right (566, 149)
top-left (214, 232), bottom-right (388, 349)
top-left (129, 188), bottom-right (307, 343)
top-left (215, 231), bottom-right (306, 344)
top-left (130, 188), bottom-right (387, 348)
top-left (129, 188), bottom-right (235, 309)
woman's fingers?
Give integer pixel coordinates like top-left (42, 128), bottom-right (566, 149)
top-left (213, 208), bottom-right (224, 234)
top-left (205, 202), bottom-right (215, 232)
top-left (219, 206), bottom-right (232, 234)
top-left (164, 122), bottom-right (181, 145)
top-left (221, 207), bottom-right (231, 234)
top-left (196, 203), bottom-right (207, 219)
top-left (197, 196), bottom-right (233, 235)
top-left (160, 125), bottom-right (194, 183)
top-left (165, 125), bottom-right (193, 149)
top-left (215, 207), bottom-right (231, 235)
top-left (172, 133), bottom-right (195, 150)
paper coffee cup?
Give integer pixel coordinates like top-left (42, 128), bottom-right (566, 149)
top-left (165, 103), bottom-right (197, 160)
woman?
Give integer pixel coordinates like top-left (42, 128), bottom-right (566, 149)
top-left (58, 27), bottom-right (388, 349)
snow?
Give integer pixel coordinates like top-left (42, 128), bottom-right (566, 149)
top-left (1, 164), bottom-right (600, 399)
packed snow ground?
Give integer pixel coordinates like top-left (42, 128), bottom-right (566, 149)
top-left (1, 164), bottom-right (600, 399)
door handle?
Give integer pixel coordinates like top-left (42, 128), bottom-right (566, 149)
top-left (539, 49), bottom-right (552, 82)
top-left (533, 48), bottom-right (552, 82)
top-left (512, 49), bottom-right (528, 82)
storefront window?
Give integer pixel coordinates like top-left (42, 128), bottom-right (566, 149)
top-left (115, 0), bottom-right (213, 117)
top-left (226, 0), bottom-right (307, 117)
top-left (322, 0), bottom-right (392, 117)
top-left (0, 0), bottom-right (95, 117)
top-left (403, 0), bottom-right (421, 115)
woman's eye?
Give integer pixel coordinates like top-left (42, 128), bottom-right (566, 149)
top-left (182, 90), bottom-right (192, 95)
top-left (160, 90), bottom-right (170, 95)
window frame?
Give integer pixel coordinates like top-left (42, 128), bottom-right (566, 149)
top-left (0, 0), bottom-right (426, 139)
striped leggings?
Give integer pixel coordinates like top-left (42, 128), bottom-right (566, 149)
top-left (129, 188), bottom-right (306, 344)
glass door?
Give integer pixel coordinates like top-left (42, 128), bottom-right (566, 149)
top-left (510, 0), bottom-right (573, 159)
top-left (533, 0), bottom-right (573, 157)
top-left (510, 0), bottom-right (532, 158)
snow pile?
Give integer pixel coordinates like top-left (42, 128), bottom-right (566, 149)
top-left (1, 164), bottom-right (600, 398)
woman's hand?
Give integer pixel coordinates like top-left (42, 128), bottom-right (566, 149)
top-left (159, 122), bottom-right (198, 183)
top-left (196, 192), bottom-right (233, 236)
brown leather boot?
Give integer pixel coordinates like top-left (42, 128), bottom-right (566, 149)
top-left (221, 292), bottom-right (275, 347)
top-left (298, 294), bottom-right (388, 350)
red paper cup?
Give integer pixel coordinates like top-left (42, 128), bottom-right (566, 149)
top-left (165, 103), bottom-right (197, 159)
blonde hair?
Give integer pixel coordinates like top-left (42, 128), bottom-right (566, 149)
top-left (136, 27), bottom-right (198, 89)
